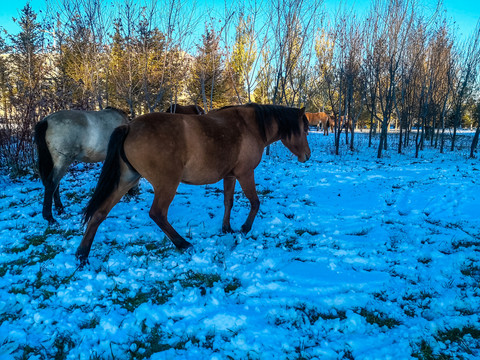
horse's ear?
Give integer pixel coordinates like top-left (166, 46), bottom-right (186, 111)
top-left (300, 107), bottom-right (306, 117)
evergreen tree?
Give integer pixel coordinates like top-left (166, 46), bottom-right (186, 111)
top-left (107, 20), bottom-right (130, 110)
top-left (188, 26), bottom-right (228, 111)
top-left (229, 15), bottom-right (257, 103)
top-left (0, 35), bottom-right (12, 120)
top-left (9, 3), bottom-right (44, 119)
top-left (5, 4), bottom-right (45, 173)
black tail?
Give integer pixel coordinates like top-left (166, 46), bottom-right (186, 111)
top-left (83, 125), bottom-right (132, 225)
top-left (34, 120), bottom-right (53, 185)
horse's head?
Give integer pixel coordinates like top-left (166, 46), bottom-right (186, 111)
top-left (281, 107), bottom-right (311, 163)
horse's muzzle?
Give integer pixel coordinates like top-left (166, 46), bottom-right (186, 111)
top-left (298, 151), bottom-right (311, 163)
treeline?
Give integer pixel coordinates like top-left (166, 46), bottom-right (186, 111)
top-left (0, 0), bottom-right (479, 175)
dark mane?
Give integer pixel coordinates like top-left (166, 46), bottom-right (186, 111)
top-left (245, 103), bottom-right (304, 142)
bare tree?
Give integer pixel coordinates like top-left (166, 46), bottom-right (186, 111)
top-left (470, 101), bottom-right (480, 158)
top-left (367, 0), bottom-right (415, 158)
top-left (268, 0), bottom-right (322, 106)
top-left (333, 7), bottom-right (366, 152)
top-left (2, 4), bottom-right (46, 173)
top-left (450, 20), bottom-right (480, 151)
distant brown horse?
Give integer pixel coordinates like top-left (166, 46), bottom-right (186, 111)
top-left (305, 112), bottom-right (333, 135)
top-left (165, 104), bottom-right (205, 115)
top-left (334, 115), bottom-right (354, 132)
top-left (34, 107), bottom-right (129, 223)
top-left (76, 103), bottom-right (311, 262)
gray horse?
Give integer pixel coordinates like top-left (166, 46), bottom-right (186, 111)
top-left (34, 107), bottom-right (129, 223)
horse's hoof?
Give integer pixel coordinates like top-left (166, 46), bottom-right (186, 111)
top-left (75, 248), bottom-right (90, 266)
top-left (175, 243), bottom-right (194, 256)
top-left (222, 225), bottom-right (234, 234)
top-left (240, 224), bottom-right (252, 234)
top-left (182, 241), bottom-right (193, 249)
top-left (46, 217), bottom-right (58, 226)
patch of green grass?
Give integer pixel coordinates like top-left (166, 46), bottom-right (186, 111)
top-left (412, 339), bottom-right (453, 360)
top-left (460, 262), bottom-right (480, 278)
top-left (79, 316), bottom-right (100, 330)
top-left (340, 348), bottom-right (355, 360)
top-left (452, 239), bottom-right (479, 250)
top-left (0, 311), bottom-right (21, 325)
top-left (64, 191), bottom-right (83, 203)
top-left (121, 292), bottom-right (154, 312)
top-left (14, 333), bottom-right (76, 360)
top-left (294, 229), bottom-right (319, 236)
top-left (129, 329), bottom-right (214, 359)
top-left (112, 282), bottom-right (173, 312)
top-left (15, 345), bottom-right (44, 360)
top-left (318, 310), bottom-right (347, 321)
top-left (224, 278), bottom-right (242, 294)
top-left (52, 334), bottom-right (75, 360)
top-left (21, 227), bottom-right (78, 252)
top-left (180, 271), bottom-right (221, 290)
top-left (0, 257), bottom-right (30, 277)
top-left (4, 242), bottom-right (30, 254)
top-left (357, 308), bottom-right (401, 329)
top-left (300, 199), bottom-right (315, 206)
top-left (403, 306), bottom-right (416, 317)
top-left (32, 244), bottom-right (60, 263)
top-left (347, 228), bottom-right (370, 236)
top-left (258, 189), bottom-right (273, 197)
top-left (373, 291), bottom-right (389, 302)
top-left (128, 326), bottom-right (172, 359)
top-left (412, 340), bottom-right (438, 360)
top-left (8, 200), bottom-right (21, 208)
top-left (276, 237), bottom-right (303, 251)
top-left (9, 286), bottom-right (27, 295)
top-left (291, 304), bottom-right (346, 325)
top-left (25, 234), bottom-right (47, 247)
top-left (436, 326), bottom-right (480, 343)
top-left (418, 257), bottom-right (432, 265)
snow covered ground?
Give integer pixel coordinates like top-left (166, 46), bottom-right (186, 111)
top-left (0, 131), bottom-right (479, 359)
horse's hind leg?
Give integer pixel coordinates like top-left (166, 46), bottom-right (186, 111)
top-left (42, 163), bottom-right (69, 223)
top-left (76, 176), bottom-right (140, 263)
top-left (53, 186), bottom-right (64, 214)
top-left (237, 171), bottom-right (260, 234)
top-left (222, 175), bottom-right (236, 233)
top-left (149, 187), bottom-right (193, 250)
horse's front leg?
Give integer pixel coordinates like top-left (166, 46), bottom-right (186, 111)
top-left (237, 172), bottom-right (260, 234)
top-left (222, 176), bottom-right (236, 233)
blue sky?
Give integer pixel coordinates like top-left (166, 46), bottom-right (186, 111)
top-left (0, 0), bottom-right (478, 39)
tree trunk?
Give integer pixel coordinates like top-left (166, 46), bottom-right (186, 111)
top-left (470, 125), bottom-right (480, 158)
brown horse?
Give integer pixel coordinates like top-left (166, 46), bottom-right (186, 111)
top-left (76, 103), bottom-right (311, 262)
top-left (34, 107), bottom-right (129, 223)
top-left (333, 115), bottom-right (354, 132)
top-left (340, 115), bottom-right (354, 132)
top-left (305, 112), bottom-right (332, 135)
top-left (165, 103), bottom-right (205, 115)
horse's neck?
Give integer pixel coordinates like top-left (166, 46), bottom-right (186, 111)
top-left (263, 121), bottom-right (281, 147)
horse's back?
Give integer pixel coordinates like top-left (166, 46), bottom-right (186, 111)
top-left (125, 111), bottom-right (245, 185)
top-left (306, 112), bottom-right (327, 126)
top-left (165, 104), bottom-right (204, 115)
top-left (43, 109), bottom-right (128, 163)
